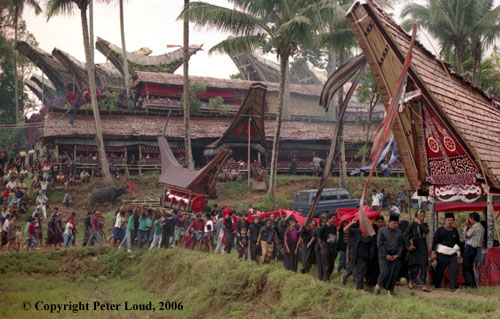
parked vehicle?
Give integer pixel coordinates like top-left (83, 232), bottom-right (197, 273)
top-left (293, 188), bottom-right (360, 217)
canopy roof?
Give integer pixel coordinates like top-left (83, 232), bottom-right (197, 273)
top-left (96, 37), bottom-right (202, 74)
top-left (16, 41), bottom-right (73, 92)
top-left (43, 111), bottom-right (368, 142)
top-left (229, 51), bottom-right (325, 85)
top-left (346, 0), bottom-right (500, 196)
top-left (52, 48), bottom-right (124, 90)
top-left (158, 136), bottom-right (230, 195)
top-left (131, 72), bottom-right (323, 97)
top-left (208, 83), bottom-right (269, 151)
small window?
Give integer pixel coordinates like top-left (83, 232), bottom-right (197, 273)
top-left (338, 190), bottom-right (350, 199)
top-left (295, 192), bottom-right (310, 202)
top-left (320, 191), bottom-right (337, 201)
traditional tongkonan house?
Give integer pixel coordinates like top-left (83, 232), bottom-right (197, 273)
top-left (345, 1), bottom-right (500, 277)
top-left (41, 104), bottom-right (374, 175)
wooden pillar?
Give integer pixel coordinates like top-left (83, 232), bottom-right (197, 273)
top-left (125, 147), bottom-right (129, 176)
top-left (429, 199), bottom-right (436, 247)
top-left (138, 145), bottom-right (142, 175)
top-left (248, 116), bottom-right (251, 189)
top-left (487, 193), bottom-right (495, 250)
top-left (55, 144), bottom-right (59, 163)
top-left (258, 152), bottom-right (261, 163)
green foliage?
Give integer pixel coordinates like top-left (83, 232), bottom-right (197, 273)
top-left (253, 196), bottom-right (294, 212)
top-left (98, 91), bottom-right (120, 111)
top-left (1, 248), bottom-right (500, 319)
top-left (357, 69), bottom-right (379, 106)
top-left (401, 0), bottom-right (500, 80)
top-left (208, 96), bottom-right (224, 109)
top-left (0, 34), bottom-right (27, 150)
top-left (179, 81), bottom-right (206, 114)
top-left (229, 72), bottom-right (245, 80)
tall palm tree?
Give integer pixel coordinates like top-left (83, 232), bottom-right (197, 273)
top-left (119, 0), bottom-right (130, 97)
top-left (468, 0), bottom-right (500, 85)
top-left (183, 0), bottom-right (194, 170)
top-left (47, 0), bottom-right (114, 186)
top-left (318, 0), bottom-right (359, 187)
top-left (401, 0), bottom-right (477, 75)
top-left (10, 0), bottom-right (42, 124)
top-left (182, 0), bottom-right (324, 197)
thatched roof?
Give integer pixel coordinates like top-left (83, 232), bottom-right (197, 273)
top-left (229, 51), bottom-right (325, 85)
top-left (209, 83), bottom-right (269, 150)
top-left (346, 0), bottom-right (500, 190)
top-left (52, 48), bottom-right (124, 90)
top-left (131, 72), bottom-right (323, 97)
top-left (95, 37), bottom-right (202, 74)
top-left (43, 111), bottom-right (366, 143)
top-left (16, 41), bottom-right (73, 92)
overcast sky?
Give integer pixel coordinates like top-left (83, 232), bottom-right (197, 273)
top-left (24, 0), bottom-right (495, 79)
top-left (23, 0), bottom-right (238, 78)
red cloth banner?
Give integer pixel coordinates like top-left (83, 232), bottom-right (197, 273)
top-left (335, 206), bottom-right (381, 228)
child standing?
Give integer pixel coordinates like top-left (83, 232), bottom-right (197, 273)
top-left (201, 214), bottom-right (213, 253)
top-left (15, 225), bottom-right (22, 251)
top-left (238, 227), bottom-right (249, 261)
top-left (149, 214), bottom-right (163, 250)
top-left (22, 216), bottom-right (31, 249)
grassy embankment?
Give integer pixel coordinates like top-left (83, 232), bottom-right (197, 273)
top-left (1, 247), bottom-right (499, 319)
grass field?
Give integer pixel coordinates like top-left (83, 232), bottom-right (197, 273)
top-left (1, 247), bottom-right (499, 319)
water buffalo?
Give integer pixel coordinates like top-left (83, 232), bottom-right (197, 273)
top-left (88, 186), bottom-right (128, 209)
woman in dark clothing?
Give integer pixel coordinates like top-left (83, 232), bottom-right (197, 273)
top-left (344, 219), bottom-right (375, 292)
top-left (336, 221), bottom-right (348, 274)
top-left (397, 219), bottom-right (410, 283)
top-left (365, 215), bottom-right (386, 286)
top-left (312, 217), bottom-right (326, 279)
top-left (404, 210), bottom-right (430, 291)
top-left (284, 222), bottom-right (300, 272)
top-left (297, 220), bottom-right (315, 274)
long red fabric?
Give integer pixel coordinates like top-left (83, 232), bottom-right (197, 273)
top-left (479, 247), bottom-right (500, 286)
top-left (334, 206), bottom-right (381, 228)
top-left (246, 209), bottom-right (319, 226)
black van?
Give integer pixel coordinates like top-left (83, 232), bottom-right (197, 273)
top-left (293, 188), bottom-right (360, 217)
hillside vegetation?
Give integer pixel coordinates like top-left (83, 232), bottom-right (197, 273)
top-left (1, 247), bottom-right (499, 319)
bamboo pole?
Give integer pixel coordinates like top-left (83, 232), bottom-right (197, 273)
top-left (428, 199), bottom-right (436, 247)
top-left (487, 193), bottom-right (494, 250)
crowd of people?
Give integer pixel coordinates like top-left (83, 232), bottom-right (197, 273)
top-left (0, 184), bottom-right (492, 296)
top-left (0, 145), bottom-right (494, 295)
top-left (86, 201), bottom-right (488, 296)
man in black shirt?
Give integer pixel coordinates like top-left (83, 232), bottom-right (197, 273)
top-left (431, 212), bottom-right (461, 292)
top-left (248, 216), bottom-right (261, 261)
top-left (257, 218), bottom-right (279, 264)
top-left (318, 213), bottom-right (337, 281)
top-left (236, 213), bottom-right (250, 235)
top-left (314, 217), bottom-right (327, 280)
top-left (375, 214), bottom-right (404, 296)
top-left (83, 212), bottom-right (92, 246)
top-left (161, 213), bottom-right (173, 248)
top-left (224, 210), bottom-right (236, 254)
top-left (344, 218), bottom-right (375, 292)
